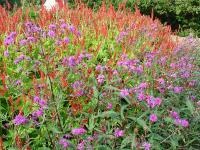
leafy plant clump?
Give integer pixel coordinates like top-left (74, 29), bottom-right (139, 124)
top-left (0, 3), bottom-right (200, 150)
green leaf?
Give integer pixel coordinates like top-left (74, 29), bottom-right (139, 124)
top-left (186, 99), bottom-right (195, 114)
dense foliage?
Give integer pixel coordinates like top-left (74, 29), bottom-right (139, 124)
top-left (2, 0), bottom-right (200, 37)
top-left (0, 2), bottom-right (200, 150)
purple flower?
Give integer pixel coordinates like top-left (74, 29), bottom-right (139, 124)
top-left (4, 37), bottom-right (14, 46)
top-left (69, 25), bottom-right (75, 32)
top-left (97, 74), bottom-right (105, 84)
top-left (48, 30), bottom-right (55, 38)
top-left (137, 92), bottom-right (146, 101)
top-left (34, 96), bottom-right (40, 103)
top-left (191, 95), bottom-right (196, 101)
top-left (170, 111), bottom-right (179, 119)
top-left (149, 114), bottom-right (157, 122)
top-left (48, 24), bottom-right (56, 30)
top-left (114, 129), bottom-right (124, 137)
top-left (77, 140), bottom-right (85, 150)
top-left (188, 80), bottom-right (197, 87)
top-left (173, 86), bottom-right (183, 93)
top-left (61, 23), bottom-right (68, 29)
top-left (175, 118), bottom-right (182, 126)
top-left (39, 99), bottom-right (47, 108)
top-left (4, 50), bottom-right (9, 57)
top-left (32, 109), bottom-right (43, 117)
top-left (59, 138), bottom-right (69, 148)
top-left (72, 81), bottom-right (83, 89)
top-left (145, 61), bottom-right (152, 67)
top-left (68, 56), bottom-right (76, 67)
top-left (64, 37), bottom-right (70, 44)
top-left (19, 39), bottom-right (27, 46)
top-left (181, 119), bottom-right (189, 127)
top-left (142, 142), bottom-right (151, 150)
top-left (62, 57), bottom-right (67, 65)
top-left (120, 89), bottom-right (129, 97)
top-left (27, 36), bottom-right (36, 43)
top-left (170, 63), bottom-right (176, 68)
top-left (71, 128), bottom-right (86, 135)
top-left (138, 82), bottom-right (148, 89)
top-left (107, 103), bottom-right (112, 109)
top-left (157, 78), bottom-right (165, 85)
top-left (13, 114), bottom-right (28, 125)
top-left (15, 80), bottom-right (21, 86)
top-left (96, 65), bottom-right (103, 71)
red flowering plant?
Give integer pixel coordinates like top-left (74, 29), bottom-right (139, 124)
top-left (0, 2), bottom-right (200, 149)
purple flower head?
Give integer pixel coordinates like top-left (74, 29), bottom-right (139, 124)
top-left (97, 74), bottom-right (105, 84)
top-left (39, 99), bottom-right (47, 108)
top-left (173, 86), bottom-right (183, 94)
top-left (27, 36), bottom-right (36, 43)
top-left (71, 128), bottom-right (86, 135)
top-left (4, 37), bottom-right (14, 46)
top-left (87, 136), bottom-right (94, 142)
top-left (77, 140), bottom-right (85, 150)
top-left (142, 142), bottom-right (151, 150)
top-left (48, 24), bottom-right (56, 30)
top-left (175, 118), bottom-right (182, 126)
top-left (154, 97), bottom-right (162, 106)
top-left (107, 103), bottom-right (113, 109)
top-left (4, 50), bottom-right (9, 57)
top-left (60, 23), bottom-right (68, 29)
top-left (33, 96), bottom-right (40, 103)
top-left (138, 82), bottom-right (148, 89)
top-left (120, 89), bottom-right (129, 97)
top-left (96, 65), bottom-right (103, 71)
top-left (32, 109), bottom-right (43, 118)
top-left (76, 31), bottom-right (81, 37)
top-left (69, 25), bottom-right (75, 32)
top-left (48, 30), bottom-right (55, 38)
top-left (137, 92), bottom-right (146, 101)
top-left (25, 22), bottom-right (33, 27)
top-left (72, 81), bottom-right (83, 89)
top-left (170, 111), bottom-right (179, 119)
top-left (14, 59), bottom-right (20, 64)
top-left (188, 80), bottom-right (197, 87)
top-left (114, 129), bottom-right (124, 137)
top-left (74, 90), bottom-right (84, 97)
top-left (145, 61), bottom-right (152, 67)
top-left (62, 57), bottom-right (67, 65)
top-left (19, 39), bottom-right (27, 46)
top-left (9, 32), bottom-right (17, 38)
top-left (15, 80), bottom-right (21, 86)
top-left (68, 56), bottom-right (76, 67)
top-left (59, 138), bottom-right (69, 148)
top-left (85, 53), bottom-right (92, 60)
top-left (149, 114), bottom-right (157, 122)
top-left (191, 95), bottom-right (196, 101)
top-left (181, 119), bottom-right (189, 127)
top-left (157, 78), bottom-right (165, 85)
top-left (64, 37), bottom-right (70, 44)
top-left (135, 65), bottom-right (143, 74)
top-left (13, 114), bottom-right (28, 125)
top-left (170, 63), bottom-right (176, 68)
